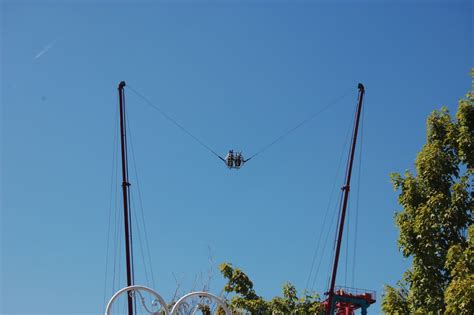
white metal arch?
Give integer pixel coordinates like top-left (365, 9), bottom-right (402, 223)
top-left (105, 285), bottom-right (169, 315)
top-left (170, 291), bottom-right (231, 315)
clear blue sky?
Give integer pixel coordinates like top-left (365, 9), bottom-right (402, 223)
top-left (1, 1), bottom-right (472, 314)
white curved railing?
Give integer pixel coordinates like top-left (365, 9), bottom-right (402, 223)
top-left (105, 285), bottom-right (169, 315)
top-left (170, 291), bottom-right (231, 315)
top-left (106, 286), bottom-right (231, 315)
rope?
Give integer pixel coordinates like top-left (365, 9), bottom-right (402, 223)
top-left (304, 112), bottom-right (353, 292)
top-left (126, 109), bottom-right (156, 289)
top-left (246, 88), bottom-right (353, 161)
top-left (116, 192), bottom-right (123, 293)
top-left (128, 198), bottom-right (136, 312)
top-left (127, 122), bottom-right (157, 289)
top-left (113, 105), bottom-right (122, 294)
top-left (123, 87), bottom-right (137, 313)
top-left (104, 95), bottom-right (119, 311)
top-left (123, 89), bottom-right (133, 276)
top-left (126, 85), bottom-right (225, 162)
top-left (333, 95), bottom-right (357, 292)
top-left (316, 94), bottom-right (359, 293)
top-left (321, 191), bottom-right (344, 292)
top-left (351, 100), bottom-right (364, 287)
top-left (309, 193), bottom-right (341, 293)
top-left (112, 181), bottom-right (118, 294)
top-left (344, 195), bottom-right (351, 287)
top-left (130, 189), bottom-right (151, 287)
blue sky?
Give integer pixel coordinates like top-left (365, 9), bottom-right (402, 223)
top-left (1, 1), bottom-right (473, 314)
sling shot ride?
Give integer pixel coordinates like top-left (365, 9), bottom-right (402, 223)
top-left (222, 150), bottom-right (247, 169)
top-left (105, 82), bottom-right (375, 315)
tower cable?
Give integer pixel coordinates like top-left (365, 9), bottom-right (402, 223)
top-left (104, 95), bottom-right (119, 311)
top-left (351, 99), bottom-right (365, 287)
top-left (126, 116), bottom-right (157, 292)
top-left (305, 109), bottom-right (353, 292)
top-left (128, 126), bottom-right (157, 289)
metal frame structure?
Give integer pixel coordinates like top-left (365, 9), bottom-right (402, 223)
top-left (118, 81), bottom-right (135, 315)
top-left (322, 286), bottom-right (376, 315)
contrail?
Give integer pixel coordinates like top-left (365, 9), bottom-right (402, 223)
top-left (34, 40), bottom-right (57, 59)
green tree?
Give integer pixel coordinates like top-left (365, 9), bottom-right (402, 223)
top-left (444, 224), bottom-right (474, 314)
top-left (382, 69), bottom-right (474, 314)
top-left (218, 263), bottom-right (324, 315)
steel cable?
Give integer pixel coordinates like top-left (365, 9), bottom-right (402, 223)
top-left (126, 111), bottom-right (157, 289)
top-left (351, 99), bottom-right (365, 287)
top-left (127, 85), bottom-right (225, 161)
top-left (104, 94), bottom-right (119, 311)
top-left (127, 84), bottom-right (352, 165)
top-left (246, 88), bottom-right (353, 161)
top-left (304, 111), bottom-right (353, 292)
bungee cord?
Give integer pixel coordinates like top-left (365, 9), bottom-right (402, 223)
top-left (127, 85), bottom-right (225, 162)
top-left (245, 88), bottom-right (353, 162)
top-left (127, 84), bottom-right (353, 169)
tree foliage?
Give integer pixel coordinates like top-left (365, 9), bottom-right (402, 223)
top-left (382, 69), bottom-right (474, 314)
top-left (444, 224), bottom-right (474, 314)
top-left (217, 263), bottom-right (325, 315)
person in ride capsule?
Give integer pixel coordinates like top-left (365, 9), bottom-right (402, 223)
top-left (226, 150), bottom-right (234, 168)
top-left (234, 152), bottom-right (243, 168)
